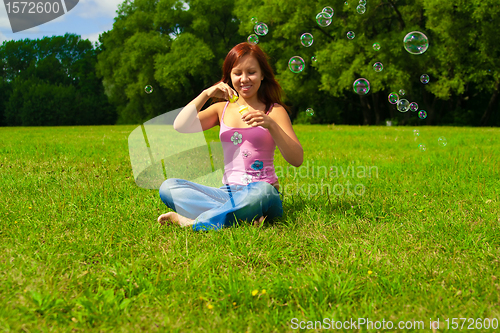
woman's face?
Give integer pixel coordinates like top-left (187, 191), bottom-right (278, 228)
top-left (230, 54), bottom-right (264, 100)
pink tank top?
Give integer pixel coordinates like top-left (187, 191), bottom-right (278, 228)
top-left (219, 101), bottom-right (279, 186)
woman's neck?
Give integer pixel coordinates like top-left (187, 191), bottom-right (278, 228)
top-left (238, 96), bottom-right (265, 110)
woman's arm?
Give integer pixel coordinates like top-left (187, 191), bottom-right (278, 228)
top-left (268, 106), bottom-right (303, 167)
top-left (173, 82), bottom-right (238, 133)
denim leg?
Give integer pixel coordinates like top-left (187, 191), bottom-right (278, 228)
top-left (159, 178), bottom-right (230, 219)
top-left (192, 181), bottom-right (283, 231)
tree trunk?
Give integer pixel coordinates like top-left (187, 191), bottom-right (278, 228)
top-left (372, 92), bottom-right (381, 125)
top-left (480, 80), bottom-right (499, 126)
top-left (359, 95), bottom-right (372, 125)
top-left (424, 89), bottom-right (437, 125)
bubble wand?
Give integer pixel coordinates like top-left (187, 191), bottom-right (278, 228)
top-left (229, 94), bottom-right (249, 115)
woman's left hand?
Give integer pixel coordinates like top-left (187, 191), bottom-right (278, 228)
top-left (241, 110), bottom-right (275, 129)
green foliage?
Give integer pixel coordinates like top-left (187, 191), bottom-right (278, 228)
top-left (2, 1), bottom-right (497, 126)
top-left (0, 34), bottom-right (116, 126)
top-left (96, 0), bottom-right (499, 126)
top-left (96, 0), bottom-right (243, 124)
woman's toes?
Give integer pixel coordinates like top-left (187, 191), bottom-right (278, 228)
top-left (253, 215), bottom-right (266, 227)
top-left (158, 212), bottom-right (173, 225)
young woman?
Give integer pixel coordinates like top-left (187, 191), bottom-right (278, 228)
top-left (158, 42), bottom-right (303, 231)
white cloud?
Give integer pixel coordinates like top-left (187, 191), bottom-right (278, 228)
top-left (81, 31), bottom-right (101, 43)
top-left (75, 0), bottom-right (124, 19)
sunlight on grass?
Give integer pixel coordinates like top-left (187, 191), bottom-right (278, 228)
top-left (0, 125), bottom-right (499, 331)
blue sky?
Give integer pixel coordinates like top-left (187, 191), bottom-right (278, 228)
top-left (0, 0), bottom-right (124, 45)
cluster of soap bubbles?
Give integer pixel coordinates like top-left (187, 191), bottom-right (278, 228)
top-left (384, 32), bottom-right (430, 119)
top-left (143, 2), bottom-right (435, 134)
top-left (357, 0), bottom-right (367, 14)
top-left (247, 19), bottom-right (269, 45)
top-left (316, 6), bottom-right (334, 27)
top-left (236, 7), bottom-right (433, 124)
top-left (289, 6), bottom-right (340, 75)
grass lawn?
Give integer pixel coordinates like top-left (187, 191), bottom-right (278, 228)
top-left (0, 124), bottom-right (499, 332)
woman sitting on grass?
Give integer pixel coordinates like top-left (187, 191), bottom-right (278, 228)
top-left (158, 42), bottom-right (303, 231)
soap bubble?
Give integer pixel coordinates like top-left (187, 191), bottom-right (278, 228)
top-left (322, 6), bottom-right (334, 18)
top-left (247, 34), bottom-right (259, 45)
top-left (359, 0), bottom-right (366, 4)
top-left (403, 31), bottom-right (429, 55)
top-left (397, 99), bottom-right (410, 112)
top-left (420, 74), bottom-right (430, 84)
top-left (356, 5), bottom-right (366, 14)
top-left (438, 136), bottom-right (447, 147)
top-left (353, 78), bottom-right (370, 95)
top-left (254, 22), bottom-right (269, 36)
top-left (418, 144), bottom-right (426, 152)
top-left (413, 129), bottom-right (420, 137)
top-left (144, 85), bottom-right (153, 94)
top-left (388, 92), bottom-right (399, 104)
top-left (418, 110), bottom-right (427, 119)
top-left (373, 62), bottom-right (383, 72)
top-left (347, 31), bottom-right (355, 39)
top-left (289, 56), bottom-right (305, 73)
top-left (409, 102), bottom-right (418, 112)
top-left (311, 56), bottom-right (317, 62)
top-left (316, 12), bottom-right (332, 27)
top-left (399, 89), bottom-right (406, 96)
top-left (306, 108), bottom-right (314, 116)
top-left (300, 33), bottom-right (314, 47)
top-left (251, 17), bottom-right (258, 24)
top-left (373, 43), bottom-right (381, 51)
top-left (345, 1), bottom-right (349, 6)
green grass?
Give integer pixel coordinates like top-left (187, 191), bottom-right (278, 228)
top-left (1, 124), bottom-right (499, 332)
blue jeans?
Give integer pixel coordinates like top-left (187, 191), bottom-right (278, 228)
top-left (159, 178), bottom-right (284, 231)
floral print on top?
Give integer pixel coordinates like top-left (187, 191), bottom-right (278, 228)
top-left (250, 160), bottom-right (264, 170)
top-left (241, 150), bottom-right (251, 159)
top-left (240, 174), bottom-right (253, 185)
top-left (231, 131), bottom-right (243, 145)
top-left (219, 102), bottom-right (279, 187)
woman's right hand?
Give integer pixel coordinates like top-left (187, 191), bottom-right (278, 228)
top-left (204, 82), bottom-right (238, 102)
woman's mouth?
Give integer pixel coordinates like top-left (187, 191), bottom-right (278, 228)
top-left (241, 85), bottom-right (252, 92)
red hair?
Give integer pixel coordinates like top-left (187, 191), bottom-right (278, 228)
top-left (218, 42), bottom-right (289, 114)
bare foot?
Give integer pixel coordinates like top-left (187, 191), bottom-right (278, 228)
top-left (158, 212), bottom-right (195, 228)
top-left (253, 215), bottom-right (266, 228)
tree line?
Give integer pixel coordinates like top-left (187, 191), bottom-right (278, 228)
top-left (0, 34), bottom-right (116, 126)
top-left (1, 0), bottom-right (499, 126)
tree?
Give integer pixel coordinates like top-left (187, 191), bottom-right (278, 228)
top-left (96, 0), bottom-right (243, 124)
top-left (0, 34), bottom-right (116, 126)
